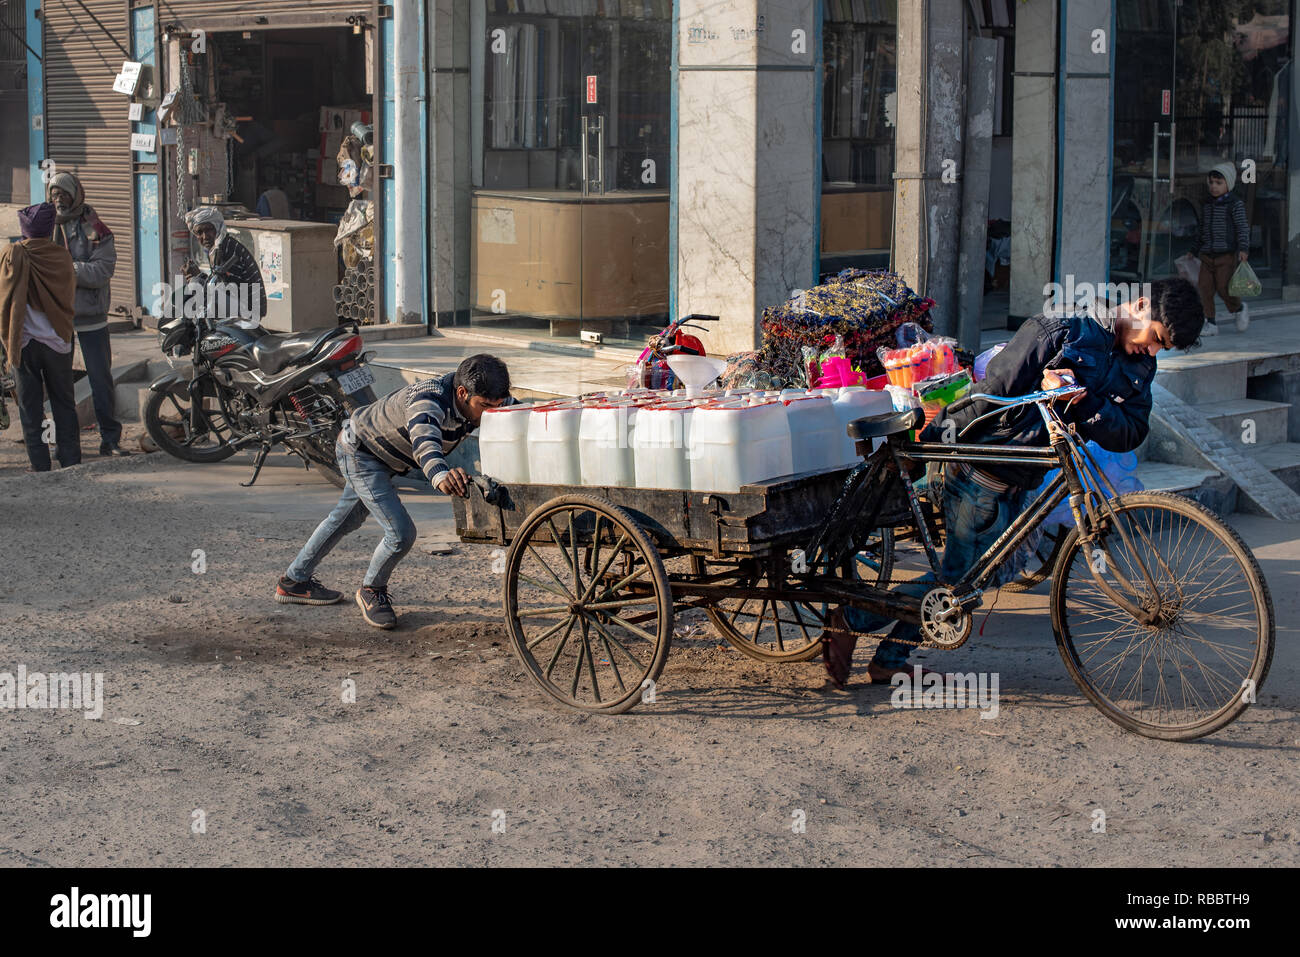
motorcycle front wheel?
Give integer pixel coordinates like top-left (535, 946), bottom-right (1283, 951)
top-left (142, 383), bottom-right (239, 463)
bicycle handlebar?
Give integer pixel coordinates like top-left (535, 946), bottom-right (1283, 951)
top-left (946, 383), bottom-right (1086, 417)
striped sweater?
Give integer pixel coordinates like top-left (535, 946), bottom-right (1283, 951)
top-left (1192, 193), bottom-right (1249, 255)
top-left (349, 373), bottom-right (514, 488)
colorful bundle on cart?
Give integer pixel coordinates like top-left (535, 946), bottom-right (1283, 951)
top-left (478, 386), bottom-right (894, 494)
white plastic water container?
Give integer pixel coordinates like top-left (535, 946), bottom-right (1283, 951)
top-left (832, 387), bottom-right (894, 466)
top-left (478, 403), bottom-right (534, 484)
top-left (688, 399), bottom-right (794, 492)
top-left (633, 400), bottom-right (696, 490)
top-left (527, 401), bottom-right (584, 485)
top-left (782, 394), bottom-right (842, 475)
top-left (579, 402), bottom-right (638, 487)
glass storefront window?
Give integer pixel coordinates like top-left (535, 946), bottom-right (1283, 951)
top-left (821, 1), bottom-right (898, 269)
top-left (1112, 0), bottom-right (1291, 293)
top-left (471, 1), bottom-right (671, 343)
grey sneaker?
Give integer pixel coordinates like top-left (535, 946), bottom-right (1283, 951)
top-left (1234, 303), bottom-right (1250, 332)
top-left (1202, 318), bottom-right (1218, 336)
top-left (356, 586), bottom-right (397, 629)
top-left (276, 575), bottom-right (343, 605)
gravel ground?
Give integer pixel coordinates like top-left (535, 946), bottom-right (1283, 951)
top-left (1, 413), bottom-right (1297, 866)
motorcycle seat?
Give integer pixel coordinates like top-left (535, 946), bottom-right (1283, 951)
top-left (250, 327), bottom-right (341, 375)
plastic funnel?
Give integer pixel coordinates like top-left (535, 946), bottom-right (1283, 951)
top-left (667, 355), bottom-right (727, 398)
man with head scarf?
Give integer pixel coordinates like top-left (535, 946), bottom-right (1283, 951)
top-left (182, 206), bottom-right (266, 330)
top-left (47, 170), bottom-right (128, 456)
top-left (0, 202), bottom-right (81, 471)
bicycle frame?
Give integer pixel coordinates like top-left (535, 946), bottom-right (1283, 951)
top-left (809, 386), bottom-right (1166, 625)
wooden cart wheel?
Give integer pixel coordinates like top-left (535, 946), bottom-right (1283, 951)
top-left (690, 528), bottom-right (894, 663)
top-left (503, 494), bottom-right (673, 714)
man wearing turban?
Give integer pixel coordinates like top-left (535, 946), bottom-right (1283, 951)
top-left (0, 202), bottom-right (81, 471)
top-left (182, 206), bottom-right (267, 330)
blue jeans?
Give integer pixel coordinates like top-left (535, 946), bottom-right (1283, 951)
top-left (76, 327), bottom-right (122, 446)
top-left (847, 466), bottom-right (1022, 669)
top-left (286, 429), bottom-right (418, 588)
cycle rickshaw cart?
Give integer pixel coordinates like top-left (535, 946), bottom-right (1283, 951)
top-left (453, 384), bottom-right (1274, 741)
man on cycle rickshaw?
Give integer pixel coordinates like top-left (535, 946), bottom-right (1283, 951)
top-left (823, 277), bottom-right (1207, 688)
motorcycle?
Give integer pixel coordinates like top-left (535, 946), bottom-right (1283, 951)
top-left (143, 310), bottom-right (378, 488)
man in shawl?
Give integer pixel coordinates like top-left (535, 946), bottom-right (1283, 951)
top-left (0, 202), bottom-right (81, 471)
top-left (47, 171), bottom-right (128, 456)
top-left (182, 206), bottom-right (267, 330)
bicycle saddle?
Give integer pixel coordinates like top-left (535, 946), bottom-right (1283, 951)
top-left (846, 407), bottom-right (924, 439)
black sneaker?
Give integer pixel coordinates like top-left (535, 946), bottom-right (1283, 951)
top-left (99, 442), bottom-right (131, 457)
top-left (275, 575), bottom-right (343, 605)
top-left (356, 586), bottom-right (397, 629)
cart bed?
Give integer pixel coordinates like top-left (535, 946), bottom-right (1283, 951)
top-left (453, 467), bottom-right (855, 555)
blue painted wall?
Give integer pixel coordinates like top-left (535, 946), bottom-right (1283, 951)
top-left (132, 6), bottom-right (162, 315)
top-left (26, 0), bottom-right (44, 204)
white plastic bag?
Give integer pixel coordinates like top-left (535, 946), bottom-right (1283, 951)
top-left (1174, 252), bottom-right (1200, 285)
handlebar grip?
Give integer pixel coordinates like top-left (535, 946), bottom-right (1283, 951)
top-left (945, 394), bottom-right (977, 415)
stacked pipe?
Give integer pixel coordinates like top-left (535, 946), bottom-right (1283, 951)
top-left (333, 261), bottom-right (377, 324)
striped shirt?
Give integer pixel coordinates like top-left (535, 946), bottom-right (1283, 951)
top-left (348, 373), bottom-right (514, 489)
top-left (1192, 193), bottom-right (1249, 255)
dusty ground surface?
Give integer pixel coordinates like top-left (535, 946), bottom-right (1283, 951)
top-left (0, 413), bottom-right (1297, 867)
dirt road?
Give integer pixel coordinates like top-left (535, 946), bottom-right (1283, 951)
top-left (1, 421), bottom-right (1297, 866)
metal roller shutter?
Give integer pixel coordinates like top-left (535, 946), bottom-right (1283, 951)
top-left (157, 2), bottom-right (368, 26)
top-left (42, 0), bottom-right (136, 314)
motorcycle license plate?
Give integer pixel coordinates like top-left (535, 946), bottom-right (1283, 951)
top-left (337, 367), bottom-right (375, 394)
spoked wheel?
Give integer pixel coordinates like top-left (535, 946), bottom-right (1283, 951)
top-left (1051, 491), bottom-right (1274, 741)
top-left (1005, 523), bottom-right (1067, 592)
top-left (690, 528), bottom-right (895, 662)
top-left (503, 494), bottom-right (673, 714)
top-left (142, 386), bottom-right (238, 462)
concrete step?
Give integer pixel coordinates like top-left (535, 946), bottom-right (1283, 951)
top-left (1136, 461), bottom-right (1222, 493)
top-left (112, 383), bottom-right (150, 423)
top-left (1252, 441), bottom-right (1300, 493)
top-left (1135, 461), bottom-right (1238, 517)
top-left (1247, 369), bottom-right (1300, 443)
top-left (1194, 397), bottom-right (1290, 448)
top-left (1156, 358), bottom-right (1248, 405)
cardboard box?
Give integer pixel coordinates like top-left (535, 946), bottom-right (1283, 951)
top-left (821, 191), bottom-right (868, 253)
top-left (863, 190), bottom-right (893, 250)
top-left (471, 193), bottom-right (668, 319)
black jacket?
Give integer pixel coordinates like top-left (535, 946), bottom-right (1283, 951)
top-left (932, 311), bottom-right (1156, 488)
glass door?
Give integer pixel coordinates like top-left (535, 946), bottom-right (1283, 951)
top-left (1113, 1), bottom-right (1291, 290)
top-left (472, 1), bottom-right (671, 345)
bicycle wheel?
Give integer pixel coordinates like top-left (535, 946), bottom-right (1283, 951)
top-left (1004, 523), bottom-right (1067, 592)
top-left (691, 528), bottom-right (894, 662)
top-left (1051, 491), bottom-right (1273, 741)
top-left (503, 495), bottom-right (673, 714)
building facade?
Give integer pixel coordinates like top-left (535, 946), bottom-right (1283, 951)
top-left (23, 0), bottom-right (1300, 350)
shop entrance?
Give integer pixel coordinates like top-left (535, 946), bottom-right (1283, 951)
top-left (166, 26), bottom-right (374, 330)
top-left (1111, 1), bottom-right (1291, 292)
top-left (469, 1), bottom-right (671, 345)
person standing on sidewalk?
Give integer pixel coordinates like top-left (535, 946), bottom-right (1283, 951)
top-left (1190, 162), bottom-right (1251, 336)
top-left (0, 202), bottom-right (81, 471)
top-left (274, 355), bottom-right (516, 630)
top-left (47, 171), bottom-right (129, 456)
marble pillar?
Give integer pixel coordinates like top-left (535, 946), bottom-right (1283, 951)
top-left (675, 0), bottom-right (818, 355)
top-left (1009, 0), bottom-right (1057, 320)
top-left (430, 0), bottom-right (472, 327)
top-left (1057, 0), bottom-right (1112, 294)
top-left (1285, 0), bottom-right (1300, 298)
